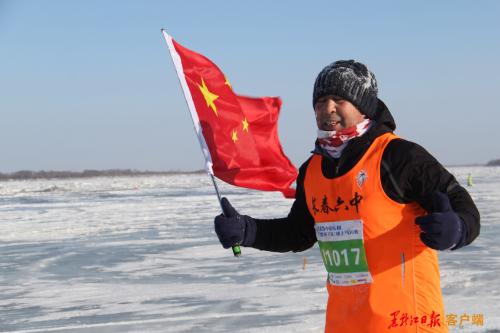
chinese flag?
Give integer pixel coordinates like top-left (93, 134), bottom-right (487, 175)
top-left (163, 31), bottom-right (297, 198)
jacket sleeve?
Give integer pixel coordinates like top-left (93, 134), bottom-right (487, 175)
top-left (381, 139), bottom-right (480, 249)
top-left (251, 158), bottom-right (317, 252)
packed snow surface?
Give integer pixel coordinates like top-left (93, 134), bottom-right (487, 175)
top-left (0, 166), bottom-right (498, 332)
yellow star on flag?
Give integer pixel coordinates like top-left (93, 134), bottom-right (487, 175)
top-left (198, 77), bottom-right (219, 116)
top-left (242, 118), bottom-right (249, 132)
top-left (224, 77), bottom-right (232, 89)
top-left (231, 129), bottom-right (238, 143)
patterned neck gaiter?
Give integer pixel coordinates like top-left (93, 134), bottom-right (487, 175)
top-left (317, 119), bottom-right (373, 158)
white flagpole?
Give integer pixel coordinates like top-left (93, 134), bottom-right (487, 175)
top-left (161, 30), bottom-right (213, 175)
top-left (161, 29), bottom-right (241, 257)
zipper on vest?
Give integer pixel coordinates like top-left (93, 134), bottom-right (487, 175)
top-left (401, 252), bottom-right (405, 287)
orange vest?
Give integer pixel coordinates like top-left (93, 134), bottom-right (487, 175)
top-left (304, 133), bottom-right (447, 333)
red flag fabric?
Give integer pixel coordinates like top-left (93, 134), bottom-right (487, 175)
top-left (163, 31), bottom-right (297, 198)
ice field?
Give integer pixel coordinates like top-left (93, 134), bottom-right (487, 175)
top-left (0, 166), bottom-right (499, 332)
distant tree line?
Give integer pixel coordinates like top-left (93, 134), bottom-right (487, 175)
top-left (486, 159), bottom-right (500, 166)
top-left (0, 169), bottom-right (205, 181)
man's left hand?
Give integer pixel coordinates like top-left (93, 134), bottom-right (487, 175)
top-left (415, 191), bottom-right (464, 250)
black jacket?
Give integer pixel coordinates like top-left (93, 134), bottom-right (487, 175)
top-left (252, 100), bottom-right (480, 252)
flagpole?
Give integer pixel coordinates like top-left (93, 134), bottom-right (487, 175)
top-left (209, 173), bottom-right (224, 211)
top-left (161, 29), bottom-right (241, 257)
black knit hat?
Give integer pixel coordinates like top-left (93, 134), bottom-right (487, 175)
top-left (312, 60), bottom-right (378, 118)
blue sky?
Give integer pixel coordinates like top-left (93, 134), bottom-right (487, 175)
top-left (1, 0), bottom-right (499, 172)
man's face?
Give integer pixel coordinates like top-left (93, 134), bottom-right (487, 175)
top-left (314, 95), bottom-right (365, 131)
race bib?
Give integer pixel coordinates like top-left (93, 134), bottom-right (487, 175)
top-left (315, 220), bottom-right (372, 286)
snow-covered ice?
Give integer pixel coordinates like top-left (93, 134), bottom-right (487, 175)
top-left (0, 167), bottom-right (498, 332)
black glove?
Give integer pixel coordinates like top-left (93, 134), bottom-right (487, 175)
top-left (415, 191), bottom-right (464, 250)
top-left (214, 197), bottom-right (257, 249)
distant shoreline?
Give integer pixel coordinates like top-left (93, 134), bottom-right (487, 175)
top-left (0, 169), bottom-right (205, 181)
top-left (1, 163), bottom-right (498, 181)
